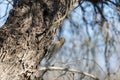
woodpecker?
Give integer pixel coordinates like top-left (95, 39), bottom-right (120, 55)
top-left (45, 37), bottom-right (65, 62)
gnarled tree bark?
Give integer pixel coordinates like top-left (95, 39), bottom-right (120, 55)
top-left (0, 0), bottom-right (77, 80)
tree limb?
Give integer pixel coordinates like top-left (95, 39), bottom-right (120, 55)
top-left (39, 66), bottom-right (99, 80)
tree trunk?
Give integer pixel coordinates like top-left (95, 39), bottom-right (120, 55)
top-left (0, 0), bottom-right (72, 80)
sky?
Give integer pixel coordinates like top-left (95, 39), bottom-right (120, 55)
top-left (58, 2), bottom-right (119, 73)
top-left (0, 0), bottom-right (13, 27)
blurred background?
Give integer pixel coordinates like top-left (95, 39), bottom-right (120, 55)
top-left (0, 0), bottom-right (120, 80)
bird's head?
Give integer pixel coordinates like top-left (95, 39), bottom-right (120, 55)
top-left (59, 37), bottom-right (65, 45)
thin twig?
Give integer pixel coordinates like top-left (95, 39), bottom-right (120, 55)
top-left (6, 0), bottom-right (13, 6)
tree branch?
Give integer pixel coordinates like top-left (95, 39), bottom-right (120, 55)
top-left (38, 66), bottom-right (99, 80)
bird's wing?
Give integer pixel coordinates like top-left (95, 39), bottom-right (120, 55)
top-left (46, 42), bottom-right (57, 62)
top-left (48, 43), bottom-right (56, 52)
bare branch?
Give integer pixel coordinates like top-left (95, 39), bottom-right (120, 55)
top-left (39, 66), bottom-right (99, 80)
top-left (6, 0), bottom-right (13, 6)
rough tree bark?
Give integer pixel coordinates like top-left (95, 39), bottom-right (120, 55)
top-left (0, 0), bottom-right (77, 80)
